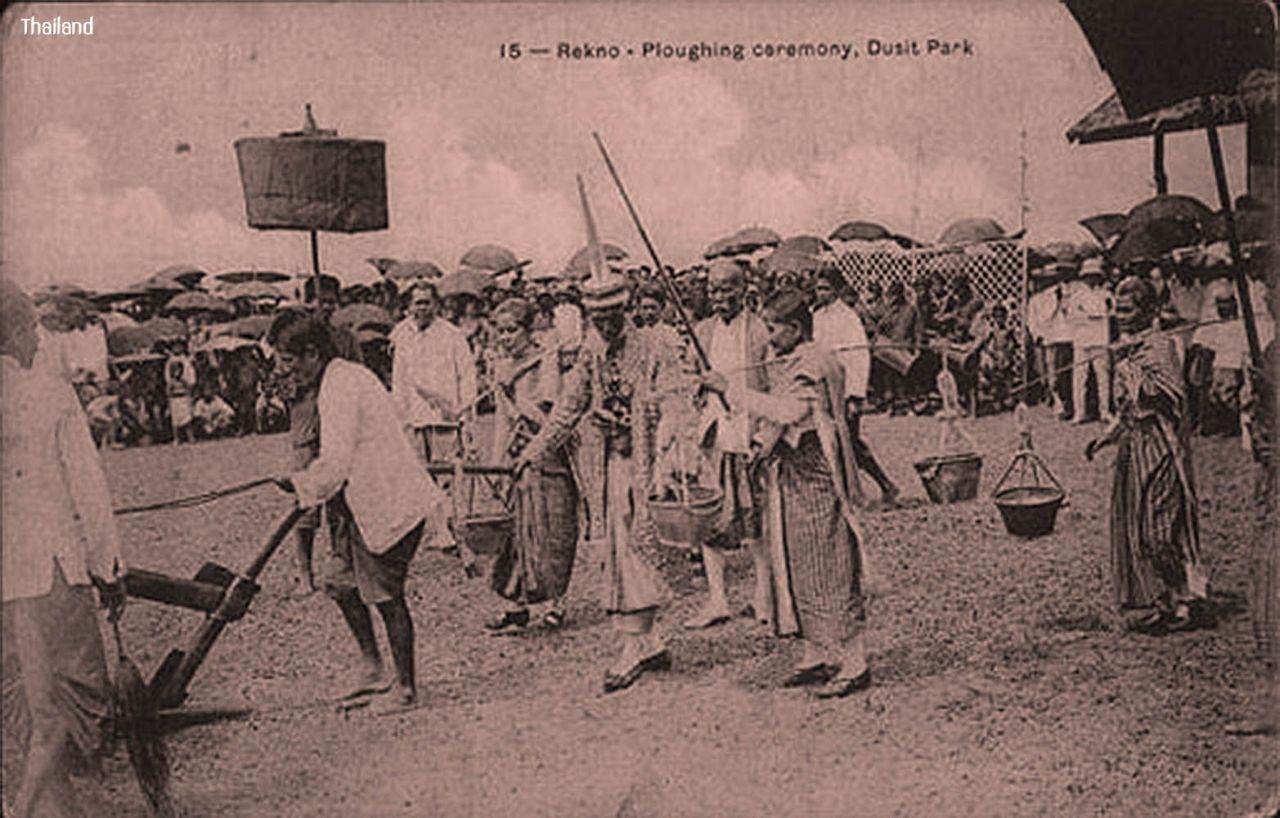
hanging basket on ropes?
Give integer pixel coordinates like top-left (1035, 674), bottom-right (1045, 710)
top-left (913, 369), bottom-right (982, 504)
top-left (991, 405), bottom-right (1067, 538)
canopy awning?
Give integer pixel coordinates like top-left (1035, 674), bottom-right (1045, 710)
top-left (1066, 91), bottom-right (1248, 145)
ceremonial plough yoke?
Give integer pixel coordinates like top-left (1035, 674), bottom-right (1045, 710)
top-left (522, 327), bottom-right (696, 614)
top-left (733, 343), bottom-right (867, 646)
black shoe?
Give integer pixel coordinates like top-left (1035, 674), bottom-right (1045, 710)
top-left (484, 609), bottom-right (530, 634)
top-left (782, 663), bottom-right (838, 688)
top-left (814, 668), bottom-right (872, 699)
top-left (602, 649), bottom-right (671, 694)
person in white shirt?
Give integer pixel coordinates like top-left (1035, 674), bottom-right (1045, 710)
top-left (164, 340), bottom-right (198, 444)
top-left (391, 282), bottom-right (477, 462)
top-left (685, 260), bottom-right (774, 630)
top-left (1193, 279), bottom-right (1259, 436)
top-left (192, 384), bottom-right (237, 439)
top-left (2, 278), bottom-right (125, 818)
top-left (1026, 266), bottom-right (1075, 418)
top-left (1068, 258), bottom-right (1114, 424)
top-left (811, 267), bottom-right (900, 504)
top-left (274, 316), bottom-right (449, 714)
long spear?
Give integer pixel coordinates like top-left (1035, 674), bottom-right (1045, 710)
top-left (591, 132), bottom-right (728, 410)
top-left (592, 133), bottom-right (710, 369)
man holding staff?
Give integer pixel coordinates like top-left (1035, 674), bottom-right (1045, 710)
top-left (515, 266), bottom-right (696, 693)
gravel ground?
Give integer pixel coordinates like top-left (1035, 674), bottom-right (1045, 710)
top-left (16, 405), bottom-right (1276, 817)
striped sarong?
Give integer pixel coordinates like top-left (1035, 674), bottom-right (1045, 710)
top-left (766, 432), bottom-right (864, 647)
top-left (1110, 415), bottom-right (1206, 610)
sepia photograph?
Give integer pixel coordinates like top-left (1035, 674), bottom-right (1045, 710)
top-left (0, 1), bottom-right (1276, 815)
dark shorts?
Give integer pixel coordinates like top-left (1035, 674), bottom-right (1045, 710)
top-left (323, 497), bottom-right (424, 605)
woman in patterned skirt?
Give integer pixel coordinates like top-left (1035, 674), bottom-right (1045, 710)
top-left (482, 297), bottom-right (579, 635)
top-left (1086, 275), bottom-right (1207, 633)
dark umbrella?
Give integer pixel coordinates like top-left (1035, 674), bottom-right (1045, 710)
top-left (165, 291), bottom-right (233, 316)
top-left (777, 235), bottom-right (831, 256)
top-left (108, 325), bottom-right (157, 356)
top-left (134, 276), bottom-right (185, 295)
top-left (219, 280), bottom-right (284, 301)
top-left (331, 303), bottom-right (392, 330)
top-left (385, 260), bottom-right (444, 281)
top-left (721, 227), bottom-right (782, 257)
top-left (937, 218), bottom-right (1010, 246)
top-left (1078, 213), bottom-right (1128, 246)
top-left (1063, 0), bottom-right (1274, 365)
top-left (1124, 193), bottom-right (1214, 230)
top-left (460, 244), bottom-right (519, 273)
top-left (212, 270), bottom-right (292, 285)
top-left (437, 268), bottom-right (491, 300)
top-left (153, 265), bottom-right (207, 290)
top-left (703, 237), bottom-right (734, 260)
top-left (829, 220), bottom-right (891, 242)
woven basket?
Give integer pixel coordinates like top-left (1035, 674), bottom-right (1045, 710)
top-left (649, 486), bottom-right (723, 549)
top-left (994, 486), bottom-right (1065, 538)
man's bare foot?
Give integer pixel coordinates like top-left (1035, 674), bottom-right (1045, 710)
top-left (369, 684), bottom-right (419, 716)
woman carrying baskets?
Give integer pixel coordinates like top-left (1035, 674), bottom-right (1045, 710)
top-left (1085, 276), bottom-right (1207, 634)
top-left (702, 288), bottom-right (872, 699)
top-left (482, 297), bottom-right (579, 635)
top-left (515, 269), bottom-right (697, 694)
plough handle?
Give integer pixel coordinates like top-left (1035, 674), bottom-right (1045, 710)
top-left (152, 508), bottom-right (303, 709)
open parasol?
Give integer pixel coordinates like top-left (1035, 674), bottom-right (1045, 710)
top-left (776, 235), bottom-right (831, 256)
top-left (385, 259), bottom-right (444, 281)
top-left (937, 217), bottom-right (1012, 246)
top-left (152, 265), bottom-right (207, 290)
top-left (721, 226), bottom-right (782, 257)
top-left (219, 280), bottom-right (284, 301)
top-left (1078, 213), bottom-right (1128, 247)
top-left (437, 268), bottom-right (491, 300)
top-left (459, 244), bottom-right (528, 276)
top-left (165, 291), bottom-right (234, 316)
top-left (212, 270), bottom-right (291, 285)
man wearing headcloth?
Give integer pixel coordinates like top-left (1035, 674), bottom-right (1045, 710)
top-left (391, 280), bottom-right (477, 463)
top-left (684, 259), bottom-right (774, 630)
top-left (811, 265), bottom-right (900, 506)
top-left (703, 288), bottom-right (873, 699)
top-left (516, 267), bottom-right (696, 693)
top-left (1086, 276), bottom-right (1207, 633)
top-left (2, 278), bottom-right (126, 817)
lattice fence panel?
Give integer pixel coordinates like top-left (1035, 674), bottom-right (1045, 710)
top-left (831, 239), bottom-right (1028, 317)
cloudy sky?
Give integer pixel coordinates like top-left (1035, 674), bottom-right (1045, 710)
top-left (1, 1), bottom-right (1249, 292)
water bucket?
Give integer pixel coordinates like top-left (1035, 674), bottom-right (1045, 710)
top-left (649, 486), bottom-right (723, 549)
top-left (913, 453), bottom-right (982, 504)
top-left (993, 486), bottom-right (1065, 538)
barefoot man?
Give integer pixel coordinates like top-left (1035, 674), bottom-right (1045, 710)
top-left (273, 316), bottom-right (448, 713)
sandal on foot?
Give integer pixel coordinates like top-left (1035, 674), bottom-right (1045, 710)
top-left (485, 609), bottom-right (530, 635)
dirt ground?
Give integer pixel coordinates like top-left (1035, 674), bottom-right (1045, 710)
top-left (18, 406), bottom-right (1278, 816)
